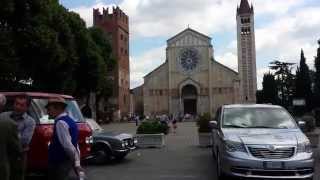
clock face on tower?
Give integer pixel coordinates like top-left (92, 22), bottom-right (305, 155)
top-left (179, 48), bottom-right (200, 72)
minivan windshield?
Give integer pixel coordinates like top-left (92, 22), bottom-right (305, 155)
top-left (222, 107), bottom-right (297, 129)
top-left (32, 98), bottom-right (84, 124)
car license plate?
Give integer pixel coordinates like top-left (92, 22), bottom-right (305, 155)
top-left (264, 161), bottom-right (283, 169)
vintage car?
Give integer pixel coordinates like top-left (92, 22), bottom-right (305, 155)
top-left (85, 118), bottom-right (137, 164)
top-left (1, 92), bottom-right (93, 172)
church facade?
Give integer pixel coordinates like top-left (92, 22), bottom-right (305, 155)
top-left (131, 0), bottom-right (257, 117)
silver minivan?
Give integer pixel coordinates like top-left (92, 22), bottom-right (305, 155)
top-left (211, 104), bottom-right (314, 179)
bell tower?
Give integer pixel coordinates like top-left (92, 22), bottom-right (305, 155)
top-left (93, 7), bottom-right (130, 120)
top-left (237, 0), bottom-right (257, 103)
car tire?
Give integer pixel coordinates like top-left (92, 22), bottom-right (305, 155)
top-left (92, 144), bottom-right (111, 165)
top-left (216, 151), bottom-right (227, 180)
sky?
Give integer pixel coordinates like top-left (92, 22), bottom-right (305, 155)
top-left (60, 0), bottom-right (320, 89)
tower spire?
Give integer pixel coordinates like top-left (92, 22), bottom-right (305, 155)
top-left (237, 0), bottom-right (252, 15)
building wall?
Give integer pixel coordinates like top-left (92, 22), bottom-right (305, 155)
top-left (210, 61), bottom-right (240, 114)
top-left (93, 7), bottom-right (130, 120)
top-left (130, 85), bottom-right (144, 116)
top-left (143, 63), bottom-right (169, 116)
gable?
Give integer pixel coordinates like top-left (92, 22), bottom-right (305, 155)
top-left (212, 60), bottom-right (239, 80)
top-left (167, 28), bottom-right (211, 47)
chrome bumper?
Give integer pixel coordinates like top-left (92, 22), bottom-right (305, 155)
top-left (114, 146), bottom-right (137, 153)
top-left (221, 153), bottom-right (314, 179)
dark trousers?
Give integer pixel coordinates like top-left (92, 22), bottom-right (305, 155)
top-left (48, 160), bottom-right (73, 180)
top-left (9, 153), bottom-right (25, 180)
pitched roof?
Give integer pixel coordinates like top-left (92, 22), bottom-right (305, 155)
top-left (237, 0), bottom-right (253, 15)
top-left (167, 28), bottom-right (211, 43)
top-left (212, 59), bottom-right (239, 76)
top-left (143, 62), bottom-right (167, 78)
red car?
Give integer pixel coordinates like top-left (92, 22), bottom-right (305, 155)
top-left (1, 92), bottom-right (92, 172)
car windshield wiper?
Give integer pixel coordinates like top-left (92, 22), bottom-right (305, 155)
top-left (223, 124), bottom-right (246, 128)
top-left (247, 126), bottom-right (275, 128)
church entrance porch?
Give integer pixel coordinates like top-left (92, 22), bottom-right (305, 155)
top-left (181, 84), bottom-right (198, 115)
top-left (183, 99), bottom-right (197, 115)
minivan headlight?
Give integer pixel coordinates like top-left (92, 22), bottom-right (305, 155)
top-left (224, 140), bottom-right (246, 152)
top-left (297, 142), bottom-right (313, 153)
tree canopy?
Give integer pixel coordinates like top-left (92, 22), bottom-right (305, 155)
top-left (295, 49), bottom-right (312, 107)
top-left (269, 60), bottom-right (295, 107)
top-left (314, 40), bottom-right (320, 106)
top-left (262, 72), bottom-right (279, 104)
top-left (0, 0), bottom-right (114, 98)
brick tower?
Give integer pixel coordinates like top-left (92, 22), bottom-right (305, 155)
top-left (237, 0), bottom-right (257, 103)
top-left (93, 7), bottom-right (130, 120)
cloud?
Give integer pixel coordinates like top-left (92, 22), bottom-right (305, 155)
top-left (255, 7), bottom-right (320, 66)
top-left (215, 52), bottom-right (238, 72)
top-left (130, 46), bottom-right (166, 88)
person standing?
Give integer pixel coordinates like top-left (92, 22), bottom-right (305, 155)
top-left (172, 118), bottom-right (177, 134)
top-left (0, 94), bottom-right (23, 180)
top-left (0, 95), bottom-right (36, 180)
top-left (46, 97), bottom-right (83, 180)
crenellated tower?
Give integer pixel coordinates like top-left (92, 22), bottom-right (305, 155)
top-left (237, 0), bottom-right (257, 103)
top-left (93, 7), bottom-right (130, 120)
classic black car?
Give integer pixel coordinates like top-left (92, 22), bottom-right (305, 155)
top-left (85, 119), bottom-right (137, 164)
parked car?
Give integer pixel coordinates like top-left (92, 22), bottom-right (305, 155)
top-left (1, 92), bottom-right (93, 172)
top-left (211, 104), bottom-right (314, 180)
top-left (85, 118), bottom-right (137, 164)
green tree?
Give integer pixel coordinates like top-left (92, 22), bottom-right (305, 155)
top-left (314, 40), bottom-right (320, 106)
top-left (262, 72), bottom-right (279, 104)
top-left (0, 0), bottom-right (115, 97)
top-left (295, 49), bottom-right (312, 108)
top-left (269, 60), bottom-right (295, 107)
top-left (256, 90), bottom-right (264, 104)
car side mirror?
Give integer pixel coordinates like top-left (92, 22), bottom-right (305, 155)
top-left (209, 121), bottom-right (218, 129)
top-left (298, 121), bottom-right (306, 129)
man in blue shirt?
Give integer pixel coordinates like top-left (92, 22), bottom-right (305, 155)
top-left (0, 95), bottom-right (35, 180)
top-left (46, 97), bottom-right (83, 180)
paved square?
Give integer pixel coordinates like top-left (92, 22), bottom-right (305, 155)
top-left (85, 122), bottom-right (320, 180)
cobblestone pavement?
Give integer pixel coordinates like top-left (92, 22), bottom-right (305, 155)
top-left (85, 122), bottom-right (320, 180)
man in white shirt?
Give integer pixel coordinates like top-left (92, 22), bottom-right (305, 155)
top-left (46, 97), bottom-right (83, 180)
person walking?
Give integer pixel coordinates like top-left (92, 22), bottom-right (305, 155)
top-left (46, 97), bottom-right (84, 180)
top-left (172, 118), bottom-right (177, 134)
top-left (0, 95), bottom-right (36, 180)
top-left (0, 94), bottom-right (23, 180)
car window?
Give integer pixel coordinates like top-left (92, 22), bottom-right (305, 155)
top-left (32, 98), bottom-right (85, 124)
top-left (86, 119), bottom-right (103, 132)
top-left (222, 107), bottom-right (297, 129)
top-left (1, 97), bottom-right (38, 122)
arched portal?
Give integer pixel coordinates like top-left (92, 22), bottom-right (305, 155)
top-left (181, 84), bottom-right (197, 115)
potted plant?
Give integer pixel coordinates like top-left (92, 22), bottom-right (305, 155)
top-left (135, 120), bottom-right (169, 148)
top-left (197, 113), bottom-right (212, 147)
top-left (301, 114), bottom-right (319, 148)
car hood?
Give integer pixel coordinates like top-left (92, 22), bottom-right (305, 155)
top-left (222, 128), bottom-right (307, 145)
top-left (93, 130), bottom-right (133, 140)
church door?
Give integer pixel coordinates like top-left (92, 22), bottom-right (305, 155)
top-left (181, 84), bottom-right (197, 115)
